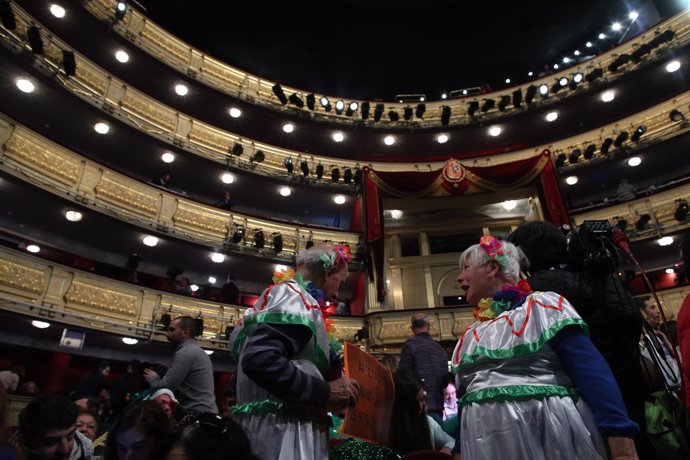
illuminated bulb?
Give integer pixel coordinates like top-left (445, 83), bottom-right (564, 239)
top-left (666, 268), bottom-right (675, 274)
top-left (161, 152), bottom-right (175, 163)
top-left (599, 33), bottom-right (606, 39)
top-left (334, 195), bottom-right (346, 205)
top-left (390, 210), bottom-right (403, 219)
top-left (566, 176), bottom-right (579, 185)
top-left (488, 126), bottom-right (502, 137)
top-left (282, 123), bottom-right (294, 133)
top-left (190, 284), bottom-right (199, 292)
top-left (601, 90), bottom-right (615, 102)
top-left (627, 156), bottom-right (642, 167)
top-left (528, 71), bottom-right (533, 76)
top-left (666, 60), bottom-right (681, 73)
top-left (65, 210), bottom-right (83, 222)
top-left (142, 236), bottom-right (158, 247)
top-left (229, 107), bottom-right (242, 118)
top-left (437, 134), bottom-right (449, 144)
top-left (586, 41), bottom-right (593, 48)
top-left (332, 132), bottom-right (344, 142)
top-left (629, 11), bottom-right (639, 21)
top-left (32, 320), bottom-right (50, 329)
top-left (208, 276), bottom-right (216, 284)
top-left (441, 93), bottom-right (447, 99)
top-left (539, 84), bottom-right (548, 95)
top-left (174, 84), bottom-right (188, 96)
top-left (122, 337), bottom-right (138, 345)
top-left (94, 122), bottom-right (110, 134)
top-left (16, 79), bottom-right (35, 93)
top-left (505, 78), bottom-right (511, 84)
top-left (279, 186), bottom-right (292, 197)
top-left (545, 111), bottom-right (558, 122)
top-left (115, 50), bottom-right (129, 63)
top-left (26, 244), bottom-right (40, 253)
top-left (50, 4), bottom-right (66, 18)
top-left (502, 200), bottom-right (517, 210)
top-left (612, 22), bottom-right (622, 31)
top-left (221, 173), bottom-right (234, 184)
top-left (211, 252), bottom-right (225, 263)
top-left (384, 135), bottom-right (395, 146)
top-left (658, 236), bottom-right (674, 246)
top-left (205, 350), bottom-right (214, 355)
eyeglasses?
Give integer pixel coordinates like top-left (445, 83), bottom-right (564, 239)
top-left (178, 413), bottom-right (229, 437)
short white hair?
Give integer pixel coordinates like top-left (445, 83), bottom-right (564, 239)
top-left (296, 244), bottom-right (345, 279)
top-left (459, 239), bottom-right (520, 283)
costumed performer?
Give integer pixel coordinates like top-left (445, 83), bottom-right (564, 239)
top-left (451, 235), bottom-right (639, 460)
top-left (229, 244), bottom-right (360, 460)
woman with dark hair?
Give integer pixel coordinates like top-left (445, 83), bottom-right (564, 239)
top-left (104, 400), bottom-right (172, 460)
top-left (164, 413), bottom-right (258, 460)
top-left (389, 370), bottom-right (454, 455)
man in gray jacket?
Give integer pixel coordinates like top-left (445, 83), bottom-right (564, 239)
top-left (144, 316), bottom-right (217, 413)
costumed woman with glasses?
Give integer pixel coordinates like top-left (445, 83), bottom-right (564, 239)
top-left (229, 244), bottom-right (360, 460)
top-left (450, 236), bottom-right (640, 460)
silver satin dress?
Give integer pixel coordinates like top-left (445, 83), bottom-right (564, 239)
top-left (229, 280), bottom-right (332, 460)
top-left (451, 291), bottom-right (608, 460)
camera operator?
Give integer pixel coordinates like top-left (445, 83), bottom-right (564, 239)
top-left (509, 220), bottom-right (651, 458)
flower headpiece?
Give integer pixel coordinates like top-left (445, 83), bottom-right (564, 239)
top-left (319, 245), bottom-right (353, 272)
top-left (479, 235), bottom-right (508, 269)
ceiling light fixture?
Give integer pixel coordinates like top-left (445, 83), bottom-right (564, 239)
top-left (601, 90), bottom-right (615, 102)
top-left (665, 268), bottom-right (675, 274)
top-left (332, 132), bottom-right (344, 142)
top-left (586, 41), bottom-right (593, 47)
top-left (666, 60), bottom-right (681, 73)
top-left (94, 122), bottom-right (110, 134)
top-left (436, 134), bottom-right (449, 144)
top-left (221, 173), bottom-right (234, 184)
top-left (229, 107), bottom-right (242, 118)
top-left (161, 152), bottom-right (175, 163)
top-left (143, 235), bottom-right (158, 247)
top-left (204, 350), bottom-right (214, 355)
top-left (545, 111), bottom-right (558, 122)
top-left (32, 320), bottom-right (50, 329)
top-left (390, 210), bottom-right (403, 219)
top-left (279, 186), bottom-right (291, 197)
top-left (538, 84), bottom-right (549, 96)
top-left (627, 156), bottom-right (642, 167)
top-left (122, 337), bottom-right (138, 345)
top-left (629, 11), bottom-right (639, 21)
top-left (65, 210), bottom-right (83, 222)
top-left (611, 22), bottom-right (622, 31)
top-left (26, 244), bottom-right (40, 253)
top-left (282, 123), bottom-right (294, 133)
top-left (114, 50), bottom-right (129, 63)
top-left (488, 126), bottom-right (502, 137)
top-left (334, 195), bottom-right (346, 205)
top-left (566, 176), bottom-right (579, 185)
top-left (211, 252), bottom-right (225, 263)
top-left (208, 276), bottom-right (216, 284)
top-left (16, 78), bottom-right (35, 93)
top-left (174, 84), bottom-right (188, 96)
top-left (384, 135), bottom-right (395, 145)
top-left (50, 4), bottom-right (66, 18)
top-left (658, 236), bottom-right (674, 246)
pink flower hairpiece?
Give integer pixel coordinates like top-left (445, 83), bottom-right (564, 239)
top-left (319, 245), bottom-right (353, 272)
top-left (479, 235), bottom-right (508, 269)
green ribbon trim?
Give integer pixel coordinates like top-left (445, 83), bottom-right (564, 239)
top-left (452, 317), bottom-right (588, 373)
top-left (232, 398), bottom-right (330, 425)
top-left (230, 311), bottom-right (329, 375)
top-left (460, 384), bottom-right (579, 404)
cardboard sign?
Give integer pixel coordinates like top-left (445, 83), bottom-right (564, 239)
top-left (342, 342), bottom-right (395, 444)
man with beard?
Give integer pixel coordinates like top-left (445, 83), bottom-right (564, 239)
top-left (144, 316), bottom-right (217, 413)
top-left (15, 394), bottom-right (93, 460)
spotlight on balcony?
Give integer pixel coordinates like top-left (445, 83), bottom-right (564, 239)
top-left (272, 84), bottom-right (288, 105)
top-left (388, 110), bottom-right (399, 121)
top-left (300, 160), bottom-right (310, 177)
top-left (403, 107), bottom-right (413, 121)
top-left (331, 168), bottom-right (340, 183)
top-left (635, 214), bottom-right (651, 231)
top-left (441, 106), bottom-right (451, 126)
top-left (498, 95), bottom-right (511, 111)
top-left (306, 93), bottom-right (315, 110)
top-left (670, 109), bottom-right (685, 122)
top-left (512, 89), bottom-right (522, 108)
top-left (361, 101), bottom-right (370, 120)
top-left (284, 157), bottom-right (293, 174)
top-left (613, 131), bottom-right (629, 148)
top-left (415, 103), bottom-right (426, 119)
top-left (630, 125), bottom-right (646, 142)
top-left (480, 99), bottom-right (495, 113)
top-left (288, 93), bottom-right (304, 108)
top-left (345, 102), bottom-right (358, 117)
top-left (674, 199), bottom-right (689, 221)
top-left (583, 144), bottom-right (596, 159)
top-left (254, 229), bottom-right (265, 249)
top-left (272, 233), bottom-right (283, 253)
top-left (374, 103), bottom-right (384, 122)
top-left (467, 101), bottom-right (479, 117)
top-left (525, 85), bottom-right (537, 104)
top-left (320, 96), bottom-right (331, 112)
top-left (600, 138), bottom-right (614, 154)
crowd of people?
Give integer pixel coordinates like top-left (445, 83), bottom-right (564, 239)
top-left (1, 227), bottom-right (689, 459)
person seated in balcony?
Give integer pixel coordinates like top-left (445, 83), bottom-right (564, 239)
top-left (617, 178), bottom-right (637, 202)
top-left (213, 191), bottom-right (234, 211)
top-left (0, 365), bottom-right (24, 392)
top-left (151, 173), bottom-right (172, 189)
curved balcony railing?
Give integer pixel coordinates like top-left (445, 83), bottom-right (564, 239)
top-left (2, 244), bottom-right (688, 350)
top-left (572, 181), bottom-right (690, 243)
top-left (2, 7), bottom-right (690, 179)
top-left (81, 0), bottom-right (690, 128)
top-left (0, 116), bottom-right (360, 257)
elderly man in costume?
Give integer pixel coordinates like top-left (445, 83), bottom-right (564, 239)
top-left (229, 244), bottom-right (360, 460)
top-left (451, 235), bottom-right (639, 460)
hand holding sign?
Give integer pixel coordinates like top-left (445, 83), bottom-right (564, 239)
top-left (328, 376), bottom-right (360, 408)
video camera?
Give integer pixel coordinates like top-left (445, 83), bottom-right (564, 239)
top-left (571, 220), bottom-right (624, 277)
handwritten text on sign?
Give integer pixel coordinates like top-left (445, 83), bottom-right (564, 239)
top-left (342, 342), bottom-right (395, 444)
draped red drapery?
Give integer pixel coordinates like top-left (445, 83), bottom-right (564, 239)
top-left (363, 150), bottom-right (568, 301)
